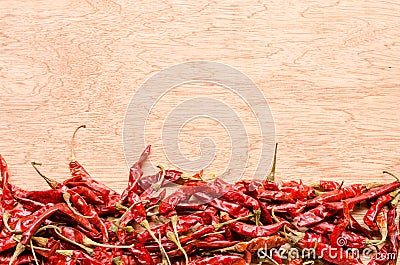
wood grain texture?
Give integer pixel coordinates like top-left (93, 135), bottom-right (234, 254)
top-left (0, 0), bottom-right (399, 195)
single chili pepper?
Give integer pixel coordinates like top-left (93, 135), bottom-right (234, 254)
top-left (331, 201), bottom-right (350, 247)
top-left (221, 235), bottom-right (288, 253)
top-left (175, 201), bottom-right (207, 212)
top-left (279, 180), bottom-right (315, 199)
top-left (127, 243), bottom-right (155, 265)
top-left (326, 181), bottom-right (400, 211)
top-left (188, 255), bottom-right (246, 265)
top-left (0, 253), bottom-right (35, 265)
top-left (311, 180), bottom-right (342, 191)
top-left (11, 186), bottom-right (64, 204)
top-left (367, 244), bottom-right (393, 265)
top-left (199, 196), bottom-right (252, 219)
top-left (258, 201), bottom-right (273, 225)
top-left (387, 195), bottom-right (399, 265)
top-left (12, 196), bottom-right (47, 212)
top-left (120, 145), bottom-right (151, 203)
top-left (159, 186), bottom-right (198, 216)
top-left (349, 215), bottom-right (373, 239)
top-left (266, 200), bottom-right (307, 217)
top-left (294, 205), bottom-right (337, 227)
top-left (0, 156), bottom-right (15, 230)
top-left (257, 189), bottom-right (295, 203)
top-left (0, 236), bottom-right (18, 252)
top-left (307, 183), bottom-right (367, 206)
top-left (220, 212), bottom-right (288, 237)
top-left (70, 186), bottom-right (104, 204)
top-left (374, 209), bottom-right (388, 246)
top-left (364, 193), bottom-right (392, 230)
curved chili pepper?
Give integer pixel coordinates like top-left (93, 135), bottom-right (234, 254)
top-left (127, 243), bottom-right (155, 265)
top-left (70, 186), bottom-right (104, 204)
top-left (330, 201), bottom-right (350, 247)
top-left (257, 189), bottom-right (295, 203)
top-left (364, 194), bottom-right (392, 231)
top-left (279, 180), bottom-right (315, 199)
top-left (120, 145), bottom-right (151, 203)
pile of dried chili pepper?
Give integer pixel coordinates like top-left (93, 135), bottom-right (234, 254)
top-left (0, 126), bottom-right (399, 265)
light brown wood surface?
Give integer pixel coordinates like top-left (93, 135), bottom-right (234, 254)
top-left (0, 0), bottom-right (399, 194)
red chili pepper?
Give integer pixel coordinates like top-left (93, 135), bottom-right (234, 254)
top-left (70, 186), bottom-right (104, 204)
top-left (387, 198), bottom-right (399, 265)
top-left (120, 145), bottom-right (151, 203)
top-left (308, 183), bottom-right (366, 206)
top-left (294, 204), bottom-right (337, 227)
top-left (312, 180), bottom-right (342, 191)
top-left (128, 243), bottom-right (155, 265)
top-left (326, 181), bottom-right (400, 211)
top-left (364, 194), bottom-right (392, 230)
top-left (310, 221), bottom-right (371, 248)
top-left (266, 200), bottom-right (307, 217)
top-left (220, 213), bottom-right (289, 237)
top-left (279, 180), bottom-right (315, 199)
top-left (257, 189), bottom-right (295, 203)
top-left (234, 235), bottom-right (288, 253)
top-left (349, 215), bottom-right (373, 239)
top-left (188, 255), bottom-right (246, 265)
top-left (330, 201), bottom-right (351, 247)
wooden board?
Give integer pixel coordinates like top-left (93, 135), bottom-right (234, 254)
top-left (0, 0), bottom-right (399, 194)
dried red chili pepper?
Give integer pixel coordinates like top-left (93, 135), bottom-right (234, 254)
top-left (220, 212), bottom-right (288, 237)
top-left (294, 204), bottom-right (337, 227)
top-left (308, 183), bottom-right (367, 206)
top-left (326, 181), bottom-right (400, 211)
top-left (311, 180), bottom-right (342, 191)
top-left (330, 201), bottom-right (351, 247)
top-left (188, 255), bottom-right (246, 265)
top-left (387, 195), bottom-right (399, 265)
top-left (364, 193), bottom-right (392, 230)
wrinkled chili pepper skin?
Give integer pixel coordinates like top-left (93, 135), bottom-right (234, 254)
top-left (310, 222), bottom-right (367, 248)
top-left (235, 235), bottom-right (288, 253)
top-left (326, 181), bottom-right (400, 211)
top-left (308, 184), bottom-right (366, 206)
top-left (0, 236), bottom-right (18, 252)
top-left (221, 214), bottom-right (288, 237)
top-left (128, 243), bottom-right (155, 265)
top-left (188, 255), bottom-right (247, 265)
top-left (317, 180), bottom-right (341, 191)
top-left (387, 204), bottom-right (399, 265)
top-left (294, 205), bottom-right (336, 227)
top-left (363, 194), bottom-right (391, 230)
top-left (331, 202), bottom-right (350, 247)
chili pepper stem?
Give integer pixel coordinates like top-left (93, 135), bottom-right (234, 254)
top-left (254, 209), bottom-right (261, 226)
top-left (140, 220), bottom-right (171, 265)
top-left (266, 143), bottom-right (278, 182)
top-left (57, 250), bottom-right (74, 258)
top-left (2, 212), bottom-right (17, 233)
top-left (30, 240), bottom-right (40, 265)
top-left (152, 165), bottom-right (166, 191)
top-left (170, 215), bottom-right (189, 264)
top-left (71, 125), bottom-right (86, 162)
top-left (167, 231), bottom-right (189, 265)
top-left (53, 228), bottom-right (94, 255)
top-left (214, 213), bottom-right (254, 230)
top-left (31, 162), bottom-right (58, 189)
top-left (383, 171), bottom-right (400, 182)
top-left (9, 242), bottom-right (25, 265)
top-left (62, 192), bottom-right (95, 219)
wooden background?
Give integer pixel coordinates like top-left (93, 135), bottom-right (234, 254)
top-left (0, 0), bottom-right (399, 193)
